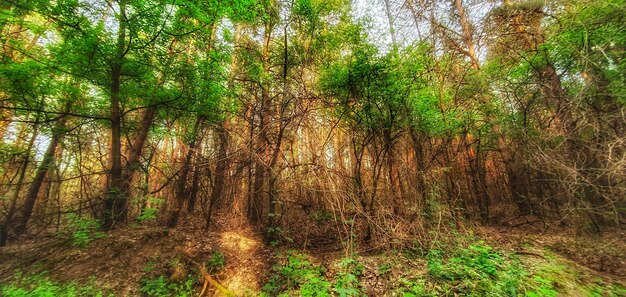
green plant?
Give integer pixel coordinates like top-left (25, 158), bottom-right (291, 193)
top-left (333, 257), bottom-right (364, 297)
top-left (394, 278), bottom-right (429, 297)
top-left (144, 260), bottom-right (157, 273)
top-left (266, 225), bottom-right (294, 247)
top-left (311, 209), bottom-right (333, 223)
top-left (525, 276), bottom-right (557, 297)
top-left (206, 251), bottom-right (225, 271)
top-left (606, 284), bottom-right (626, 297)
top-left (525, 259), bottom-right (626, 297)
top-left (64, 214), bottom-right (105, 247)
top-left (137, 197), bottom-right (164, 222)
top-left (0, 271), bottom-right (110, 297)
top-left (378, 262), bottom-right (392, 276)
top-left (424, 240), bottom-right (526, 296)
top-left (261, 251), bottom-right (331, 297)
top-left (140, 275), bottom-right (196, 297)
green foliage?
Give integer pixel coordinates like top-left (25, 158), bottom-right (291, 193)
top-left (136, 197), bottom-right (164, 223)
top-left (333, 258), bottom-right (364, 297)
top-left (394, 235), bottom-right (626, 297)
top-left (428, 242), bottom-right (502, 278)
top-left (262, 252), bottom-right (367, 297)
top-left (425, 241), bottom-right (526, 296)
top-left (0, 272), bottom-right (109, 297)
top-left (525, 276), bottom-right (557, 297)
top-left (261, 251), bottom-right (331, 297)
top-left (62, 214), bottom-right (105, 247)
top-left (0, 143), bottom-right (30, 173)
top-left (139, 275), bottom-right (196, 297)
top-left (394, 278), bottom-right (429, 297)
top-left (377, 261), bottom-right (392, 276)
top-left (585, 283), bottom-right (626, 297)
top-left (311, 209), bottom-right (333, 224)
top-left (527, 257), bottom-right (626, 297)
top-left (206, 251), bottom-right (225, 271)
top-left (143, 260), bottom-right (157, 273)
top-left (320, 34), bottom-right (466, 143)
top-left (550, 0), bottom-right (626, 105)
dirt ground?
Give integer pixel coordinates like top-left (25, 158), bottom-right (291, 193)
top-left (0, 214), bottom-right (272, 296)
top-left (0, 214), bottom-right (624, 296)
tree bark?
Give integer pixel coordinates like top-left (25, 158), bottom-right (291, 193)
top-left (103, 0), bottom-right (127, 230)
top-left (0, 123), bottom-right (38, 245)
top-left (120, 107), bottom-right (157, 202)
top-left (167, 117), bottom-right (203, 228)
top-left (15, 103), bottom-right (70, 235)
top-left (205, 124), bottom-right (229, 222)
top-left (249, 21), bottom-right (274, 225)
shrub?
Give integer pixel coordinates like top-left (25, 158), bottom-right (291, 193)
top-left (137, 197), bottom-right (164, 222)
top-left (139, 275), bottom-right (196, 297)
top-left (206, 251), bottom-right (225, 272)
top-left (261, 251), bottom-right (331, 297)
top-left (425, 241), bottom-right (526, 296)
top-left (63, 214), bottom-right (105, 247)
top-left (333, 257), bottom-right (364, 297)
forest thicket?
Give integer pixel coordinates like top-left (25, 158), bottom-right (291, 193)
top-left (0, 0), bottom-right (624, 296)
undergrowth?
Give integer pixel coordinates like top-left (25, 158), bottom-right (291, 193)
top-left (424, 240), bottom-right (528, 296)
top-left (136, 197), bottom-right (164, 223)
top-left (61, 214), bottom-right (105, 247)
top-left (139, 255), bottom-right (201, 297)
top-left (0, 272), bottom-right (110, 297)
top-left (206, 251), bottom-right (226, 272)
top-left (3, 234), bottom-right (624, 297)
top-left (528, 254), bottom-right (626, 297)
top-left (139, 275), bottom-right (197, 297)
top-left (261, 250), bottom-right (332, 297)
top-left (333, 257), bottom-right (365, 297)
top-left (260, 233), bottom-right (625, 297)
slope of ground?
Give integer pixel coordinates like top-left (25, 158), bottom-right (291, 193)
top-left (0, 216), bottom-right (624, 296)
top-left (0, 213), bottom-right (271, 296)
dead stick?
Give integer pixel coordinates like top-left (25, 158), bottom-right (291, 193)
top-left (199, 265), bottom-right (236, 297)
top-left (198, 279), bottom-right (208, 297)
top-left (177, 250), bottom-right (235, 297)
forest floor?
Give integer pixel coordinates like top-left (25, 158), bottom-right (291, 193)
top-left (0, 214), bottom-right (624, 296)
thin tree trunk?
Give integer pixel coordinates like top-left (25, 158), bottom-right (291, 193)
top-left (249, 21), bottom-right (274, 225)
top-left (167, 117), bottom-right (203, 228)
top-left (206, 124), bottom-right (229, 223)
top-left (120, 107), bottom-right (157, 203)
top-left (0, 123), bottom-right (38, 245)
top-left (206, 25), bottom-right (239, 225)
top-left (15, 104), bottom-right (70, 235)
top-left (103, 0), bottom-right (127, 230)
top-left (187, 156), bottom-right (202, 214)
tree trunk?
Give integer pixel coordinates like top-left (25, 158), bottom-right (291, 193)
top-left (167, 117), bottom-right (203, 228)
top-left (0, 124), bottom-right (38, 245)
top-left (15, 104), bottom-right (69, 235)
top-left (120, 107), bottom-right (157, 202)
top-left (205, 24), bottom-right (239, 225)
top-left (249, 21), bottom-right (274, 225)
top-left (103, 0), bottom-right (127, 230)
top-left (205, 123), bottom-right (229, 223)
